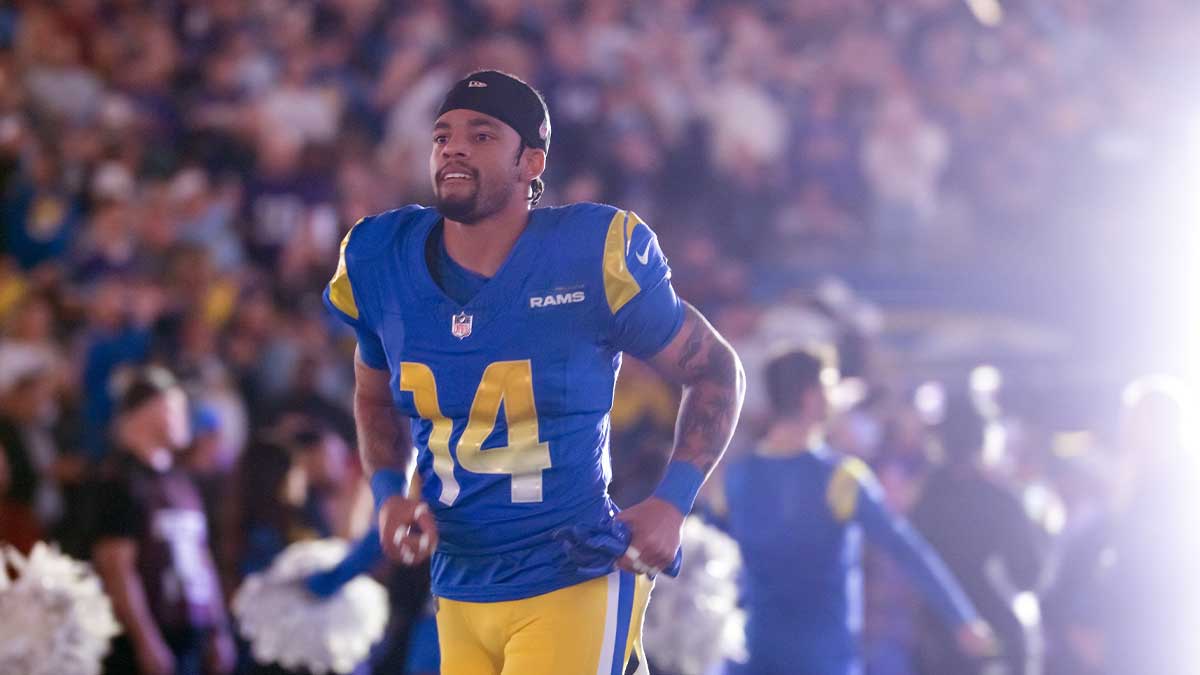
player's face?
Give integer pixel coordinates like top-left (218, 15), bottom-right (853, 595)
top-left (431, 109), bottom-right (524, 224)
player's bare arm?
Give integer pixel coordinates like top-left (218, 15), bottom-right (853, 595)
top-left (649, 303), bottom-right (746, 475)
top-left (354, 348), bottom-right (437, 565)
top-left (617, 302), bottom-right (746, 574)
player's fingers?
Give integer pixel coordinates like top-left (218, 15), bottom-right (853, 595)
top-left (621, 559), bottom-right (653, 575)
top-left (624, 545), bottom-right (642, 563)
top-left (394, 532), bottom-right (434, 566)
top-left (639, 543), bottom-right (673, 571)
top-left (625, 543), bottom-right (668, 576)
top-left (618, 544), bottom-right (644, 573)
top-left (381, 522), bottom-right (407, 562)
top-left (394, 533), bottom-right (418, 565)
top-left (412, 502), bottom-right (439, 549)
top-left (379, 498), bottom-right (420, 562)
top-left (618, 544), bottom-right (656, 574)
top-left (412, 501), bottom-right (430, 525)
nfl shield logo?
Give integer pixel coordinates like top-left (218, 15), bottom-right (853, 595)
top-left (451, 312), bottom-right (473, 339)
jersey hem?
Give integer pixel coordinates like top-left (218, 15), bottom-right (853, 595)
top-left (431, 568), bottom-right (608, 603)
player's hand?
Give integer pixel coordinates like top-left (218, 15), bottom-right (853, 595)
top-left (616, 496), bottom-right (684, 577)
top-left (956, 619), bottom-right (999, 659)
top-left (379, 495), bottom-right (438, 566)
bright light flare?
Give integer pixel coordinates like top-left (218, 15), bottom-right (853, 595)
top-left (1182, 117), bottom-right (1200, 424)
top-left (964, 0), bottom-right (1004, 27)
top-left (969, 365), bottom-right (1002, 395)
top-left (914, 381), bottom-right (945, 425)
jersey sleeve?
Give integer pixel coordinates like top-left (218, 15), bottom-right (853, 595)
top-left (323, 220), bottom-right (388, 369)
top-left (601, 210), bottom-right (685, 358)
top-left (830, 457), bottom-right (980, 627)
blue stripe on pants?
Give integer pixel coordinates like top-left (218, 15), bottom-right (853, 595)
top-left (609, 571), bottom-right (637, 675)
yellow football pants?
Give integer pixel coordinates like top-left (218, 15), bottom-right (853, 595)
top-left (436, 570), bottom-right (653, 675)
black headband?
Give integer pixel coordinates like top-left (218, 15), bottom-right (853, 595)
top-left (436, 70), bottom-right (551, 153)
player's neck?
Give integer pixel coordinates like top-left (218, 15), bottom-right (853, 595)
top-left (758, 418), bottom-right (823, 457)
top-left (443, 203), bottom-right (531, 278)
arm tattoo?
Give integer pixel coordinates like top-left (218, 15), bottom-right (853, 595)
top-left (677, 323), bottom-right (706, 374)
top-left (653, 304), bottom-right (746, 477)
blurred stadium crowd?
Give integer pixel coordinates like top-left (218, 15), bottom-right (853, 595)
top-left (1, 0), bottom-right (1198, 674)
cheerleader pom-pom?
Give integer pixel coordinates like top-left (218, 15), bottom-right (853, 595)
top-left (233, 539), bottom-right (389, 675)
top-left (0, 542), bottom-right (121, 675)
top-left (644, 517), bottom-right (747, 675)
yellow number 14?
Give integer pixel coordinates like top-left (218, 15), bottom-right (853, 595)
top-left (399, 360), bottom-right (552, 505)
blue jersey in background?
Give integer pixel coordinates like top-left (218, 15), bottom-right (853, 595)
top-left (725, 447), bottom-right (978, 675)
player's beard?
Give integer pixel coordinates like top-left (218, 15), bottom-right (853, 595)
top-left (435, 166), bottom-right (519, 225)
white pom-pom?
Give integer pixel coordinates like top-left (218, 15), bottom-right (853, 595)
top-left (0, 542), bottom-right (121, 675)
top-left (233, 539), bottom-right (390, 675)
top-left (645, 518), bottom-right (747, 675)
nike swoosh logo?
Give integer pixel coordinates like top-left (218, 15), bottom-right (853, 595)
top-left (635, 241), bottom-right (651, 265)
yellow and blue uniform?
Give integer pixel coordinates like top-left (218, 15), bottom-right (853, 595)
top-left (323, 202), bottom-right (682, 674)
top-left (725, 447), bottom-right (979, 675)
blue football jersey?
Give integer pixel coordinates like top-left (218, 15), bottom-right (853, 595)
top-left (323, 203), bottom-right (685, 602)
top-left (725, 448), bottom-right (977, 674)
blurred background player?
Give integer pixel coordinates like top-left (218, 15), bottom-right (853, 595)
top-left (725, 348), bottom-right (995, 675)
top-left (910, 394), bottom-right (1044, 675)
top-left (1044, 376), bottom-right (1199, 675)
top-left (1099, 377), bottom-right (1199, 674)
top-left (89, 367), bottom-right (235, 675)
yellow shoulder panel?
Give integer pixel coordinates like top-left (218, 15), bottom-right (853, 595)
top-left (603, 210), bottom-right (642, 314)
top-left (327, 219), bottom-right (364, 320)
top-left (826, 456), bottom-right (872, 523)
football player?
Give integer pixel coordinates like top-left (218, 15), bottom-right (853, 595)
top-left (725, 349), bottom-right (995, 675)
top-left (323, 70), bottom-right (745, 675)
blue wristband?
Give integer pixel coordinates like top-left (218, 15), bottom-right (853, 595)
top-left (652, 461), bottom-right (705, 516)
top-left (369, 468), bottom-right (410, 511)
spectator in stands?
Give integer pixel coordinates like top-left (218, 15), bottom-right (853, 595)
top-left (90, 366), bottom-right (235, 675)
top-left (0, 346), bottom-right (57, 550)
top-left (233, 416), bottom-right (355, 578)
top-left (79, 275), bottom-right (154, 460)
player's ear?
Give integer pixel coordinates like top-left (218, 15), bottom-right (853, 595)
top-left (521, 148), bottom-right (546, 183)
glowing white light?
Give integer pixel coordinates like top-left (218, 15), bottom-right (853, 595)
top-left (982, 421), bottom-right (1007, 467)
top-left (1186, 118), bottom-right (1200, 399)
top-left (964, 0), bottom-right (1004, 26)
top-left (970, 365), bottom-right (1002, 394)
top-left (1121, 373), bottom-right (1193, 409)
top-left (914, 381), bottom-right (945, 424)
top-left (1012, 591), bottom-right (1041, 628)
top-left (1122, 373), bottom-right (1197, 452)
top-left (830, 376), bottom-right (867, 413)
top-left (819, 366), bottom-right (841, 389)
